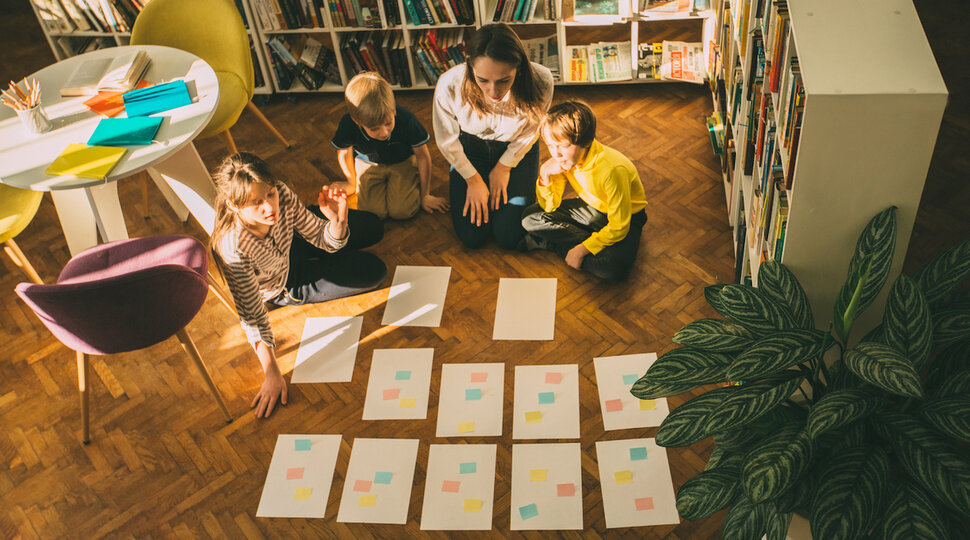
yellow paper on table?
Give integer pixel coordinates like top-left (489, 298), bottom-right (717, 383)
top-left (45, 143), bottom-right (126, 180)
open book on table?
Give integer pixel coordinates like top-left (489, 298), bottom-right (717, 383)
top-left (60, 50), bottom-right (150, 97)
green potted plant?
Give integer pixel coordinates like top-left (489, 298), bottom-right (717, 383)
top-left (632, 207), bottom-right (970, 539)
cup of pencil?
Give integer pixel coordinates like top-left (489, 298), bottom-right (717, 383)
top-left (3, 79), bottom-right (51, 135)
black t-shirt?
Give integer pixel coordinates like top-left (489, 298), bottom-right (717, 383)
top-left (330, 105), bottom-right (430, 165)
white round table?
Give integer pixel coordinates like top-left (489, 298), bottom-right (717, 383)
top-left (0, 44), bottom-right (220, 256)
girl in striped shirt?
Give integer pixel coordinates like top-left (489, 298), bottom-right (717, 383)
top-left (211, 153), bottom-right (386, 418)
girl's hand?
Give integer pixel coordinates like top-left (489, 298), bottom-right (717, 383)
top-left (539, 158), bottom-right (565, 186)
top-left (319, 187), bottom-right (349, 237)
top-left (422, 194), bottom-right (449, 214)
top-left (251, 366), bottom-right (287, 418)
top-left (488, 163), bottom-right (512, 210)
top-left (463, 174), bottom-right (489, 226)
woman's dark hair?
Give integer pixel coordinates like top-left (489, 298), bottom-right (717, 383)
top-left (461, 23), bottom-right (546, 121)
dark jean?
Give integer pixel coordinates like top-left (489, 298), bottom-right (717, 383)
top-left (449, 131), bottom-right (540, 250)
top-left (521, 198), bottom-right (648, 281)
top-left (269, 207), bottom-right (387, 306)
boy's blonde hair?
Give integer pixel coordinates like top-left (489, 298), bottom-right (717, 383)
top-left (542, 101), bottom-right (597, 148)
top-left (345, 72), bottom-right (395, 128)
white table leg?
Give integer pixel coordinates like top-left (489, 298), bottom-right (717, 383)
top-left (49, 182), bottom-right (129, 256)
top-left (147, 142), bottom-right (217, 236)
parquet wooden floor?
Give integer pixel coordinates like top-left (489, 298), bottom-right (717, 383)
top-left (2, 1), bottom-right (968, 538)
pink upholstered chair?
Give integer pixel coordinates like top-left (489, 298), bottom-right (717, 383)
top-left (16, 235), bottom-right (232, 444)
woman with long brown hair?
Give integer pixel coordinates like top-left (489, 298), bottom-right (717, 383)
top-left (433, 23), bottom-right (555, 250)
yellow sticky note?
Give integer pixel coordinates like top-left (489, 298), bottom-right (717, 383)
top-left (294, 487), bottom-right (312, 500)
top-left (464, 499), bottom-right (482, 512)
top-left (614, 470), bottom-right (633, 484)
top-left (359, 494), bottom-right (377, 507)
top-left (530, 469), bottom-right (547, 481)
top-left (458, 421), bottom-right (475, 433)
top-left (400, 398), bottom-right (416, 408)
top-left (640, 399), bottom-right (656, 410)
top-left (525, 411), bottom-right (542, 424)
top-left (45, 143), bottom-right (127, 180)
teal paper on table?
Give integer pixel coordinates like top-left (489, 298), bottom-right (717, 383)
top-left (87, 116), bottom-right (163, 146)
top-left (123, 80), bottom-right (192, 117)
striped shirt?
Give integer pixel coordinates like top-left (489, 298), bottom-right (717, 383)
top-left (216, 183), bottom-right (347, 348)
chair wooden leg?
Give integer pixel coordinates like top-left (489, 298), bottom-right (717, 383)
top-left (76, 351), bottom-right (90, 444)
top-left (142, 173), bottom-right (150, 220)
top-left (4, 239), bottom-right (44, 284)
top-left (245, 101), bottom-right (290, 148)
top-left (206, 270), bottom-right (237, 315)
top-left (219, 130), bottom-right (238, 155)
top-left (175, 328), bottom-right (232, 423)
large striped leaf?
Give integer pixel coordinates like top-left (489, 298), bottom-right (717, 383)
top-left (924, 342), bottom-right (970, 395)
top-left (722, 497), bottom-right (770, 540)
top-left (727, 329), bottom-right (828, 380)
top-left (919, 396), bottom-right (970, 442)
top-left (718, 285), bottom-right (797, 335)
top-left (741, 426), bottom-right (814, 503)
top-left (713, 429), bottom-right (760, 453)
top-left (880, 412), bottom-right (970, 517)
top-left (913, 238), bottom-right (970, 307)
top-left (676, 467), bottom-right (742, 520)
top-left (706, 446), bottom-right (743, 471)
top-left (673, 319), bottom-right (754, 352)
top-left (756, 260), bottom-right (814, 329)
top-left (883, 275), bottom-right (933, 372)
top-left (810, 446), bottom-right (890, 540)
top-left (834, 254), bottom-right (873, 344)
top-left (880, 481), bottom-right (951, 540)
top-left (935, 370), bottom-right (970, 398)
top-left (645, 347), bottom-right (735, 384)
top-left (833, 207), bottom-right (898, 328)
top-left (931, 307), bottom-right (970, 348)
top-left (656, 373), bottom-right (805, 447)
top-left (765, 512), bottom-right (794, 540)
top-left (844, 342), bottom-right (923, 398)
top-left (706, 284), bottom-right (731, 317)
top-left (630, 376), bottom-right (698, 400)
top-left (806, 389), bottom-right (885, 440)
top-left (773, 463), bottom-right (818, 514)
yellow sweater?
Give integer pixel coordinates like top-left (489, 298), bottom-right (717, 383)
top-left (536, 139), bottom-right (647, 254)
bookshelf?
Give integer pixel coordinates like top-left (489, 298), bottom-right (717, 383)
top-left (27, 0), bottom-right (274, 95)
top-left (707, 0), bottom-right (947, 330)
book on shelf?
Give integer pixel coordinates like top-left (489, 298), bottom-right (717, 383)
top-left (60, 49), bottom-right (150, 97)
top-left (521, 34), bottom-right (560, 81)
top-left (637, 42), bottom-right (662, 79)
top-left (588, 41), bottom-right (632, 82)
top-left (492, 0), bottom-right (541, 22)
top-left (564, 45), bottom-right (589, 82)
top-left (298, 35), bottom-right (341, 86)
top-left (659, 40), bottom-right (704, 84)
top-left (639, 0), bottom-right (691, 17)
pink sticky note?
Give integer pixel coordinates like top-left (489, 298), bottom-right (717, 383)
top-left (545, 372), bottom-right (563, 384)
top-left (605, 399), bottom-right (624, 412)
top-left (286, 467), bottom-right (304, 480)
top-left (353, 480), bottom-right (372, 492)
top-left (442, 480), bottom-right (461, 493)
top-left (383, 388), bottom-right (400, 400)
top-left (557, 483), bottom-right (575, 497)
top-left (470, 372), bottom-right (488, 383)
top-left (635, 497), bottom-right (655, 510)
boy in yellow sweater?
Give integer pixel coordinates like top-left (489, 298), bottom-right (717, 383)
top-left (520, 101), bottom-right (647, 281)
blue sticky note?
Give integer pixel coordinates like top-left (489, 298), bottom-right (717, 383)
top-left (395, 370), bottom-right (411, 381)
top-left (630, 447), bottom-right (648, 461)
top-left (374, 471), bottom-right (392, 484)
top-left (622, 373), bottom-right (639, 385)
top-left (537, 392), bottom-right (555, 404)
top-left (123, 80), bottom-right (192, 117)
top-left (519, 503), bottom-right (539, 520)
top-left (87, 116), bottom-right (163, 146)
top-left (465, 388), bottom-right (482, 401)
top-left (459, 462), bottom-right (477, 474)
top-left (294, 439), bottom-right (311, 451)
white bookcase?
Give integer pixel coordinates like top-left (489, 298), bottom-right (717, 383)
top-left (710, 0), bottom-right (947, 330)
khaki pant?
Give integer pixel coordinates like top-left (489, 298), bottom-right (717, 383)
top-left (355, 156), bottom-right (420, 220)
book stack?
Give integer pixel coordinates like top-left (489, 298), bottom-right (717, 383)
top-left (33, 0), bottom-right (144, 33)
top-left (521, 35), bottom-right (560, 82)
top-left (563, 42), bottom-right (632, 83)
top-left (60, 49), bottom-right (150, 97)
top-left (410, 28), bottom-right (466, 85)
top-left (265, 36), bottom-right (341, 90)
top-left (402, 0), bottom-right (474, 25)
top-left (491, 0), bottom-right (543, 23)
top-left (339, 32), bottom-right (411, 87)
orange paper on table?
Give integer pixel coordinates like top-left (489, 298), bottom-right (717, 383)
top-left (83, 80), bottom-right (152, 117)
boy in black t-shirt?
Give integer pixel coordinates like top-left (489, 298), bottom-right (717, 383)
top-left (331, 73), bottom-right (448, 219)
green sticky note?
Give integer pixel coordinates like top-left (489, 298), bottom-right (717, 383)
top-left (630, 447), bottom-right (648, 461)
top-left (374, 471), bottom-right (392, 484)
top-left (395, 370), bottom-right (411, 380)
top-left (294, 439), bottom-right (311, 451)
top-left (537, 392), bottom-right (555, 404)
top-left (622, 373), bottom-right (639, 385)
top-left (465, 388), bottom-right (482, 401)
top-left (459, 462), bottom-right (477, 474)
top-left (519, 503), bottom-right (539, 520)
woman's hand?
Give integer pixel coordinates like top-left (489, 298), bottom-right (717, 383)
top-left (463, 174), bottom-right (489, 226)
top-left (488, 163), bottom-right (512, 210)
top-left (251, 362), bottom-right (287, 418)
top-left (319, 186), bottom-right (349, 238)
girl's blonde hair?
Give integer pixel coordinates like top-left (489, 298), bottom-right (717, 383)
top-left (461, 23), bottom-right (546, 122)
top-left (209, 152), bottom-right (281, 271)
top-left (345, 72), bottom-right (395, 128)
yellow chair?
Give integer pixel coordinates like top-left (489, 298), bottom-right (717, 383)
top-left (0, 184), bottom-right (45, 285)
top-left (130, 0), bottom-right (290, 155)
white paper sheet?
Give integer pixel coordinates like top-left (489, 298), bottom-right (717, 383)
top-left (336, 438), bottom-right (419, 524)
top-left (435, 363), bottom-right (505, 438)
top-left (593, 353), bottom-right (669, 430)
top-left (291, 316), bottom-right (363, 383)
top-left (512, 365), bottom-right (580, 440)
top-left (595, 438), bottom-right (680, 528)
top-left (510, 443), bottom-right (583, 530)
top-left (256, 434), bottom-right (341, 518)
top-left (419, 444), bottom-right (497, 530)
top-left (362, 348), bottom-right (434, 420)
top-left (492, 278), bottom-right (557, 340)
top-left (381, 265), bottom-right (452, 327)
